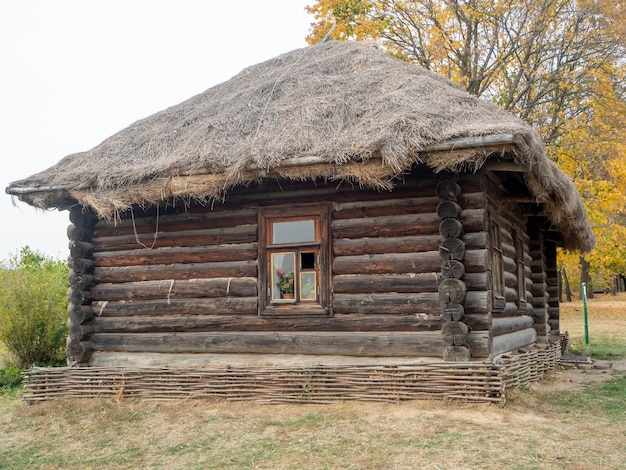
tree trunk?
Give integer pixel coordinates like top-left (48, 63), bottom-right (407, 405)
top-left (580, 256), bottom-right (593, 298)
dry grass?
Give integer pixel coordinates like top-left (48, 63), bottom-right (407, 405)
top-left (1, 295), bottom-right (625, 469)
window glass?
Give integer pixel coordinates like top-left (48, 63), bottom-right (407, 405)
top-left (272, 219), bottom-right (315, 244)
top-left (300, 272), bottom-right (317, 300)
top-left (271, 252), bottom-right (296, 301)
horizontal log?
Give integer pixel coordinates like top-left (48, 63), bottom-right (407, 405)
top-left (91, 277), bottom-right (258, 301)
top-left (93, 209), bottom-right (258, 238)
top-left (464, 290), bottom-right (492, 314)
top-left (334, 249), bottom-right (489, 276)
top-left (91, 313), bottom-right (443, 333)
top-left (467, 330), bottom-right (491, 358)
top-left (502, 241), bottom-right (516, 260)
top-left (492, 315), bottom-right (534, 337)
top-left (89, 331), bottom-right (450, 357)
top-left (92, 297), bottom-right (258, 317)
top-left (491, 328), bottom-right (538, 356)
top-left (504, 286), bottom-right (518, 303)
top-left (504, 271), bottom-right (518, 289)
top-left (460, 208), bottom-right (487, 233)
top-left (333, 293), bottom-right (439, 314)
top-left (332, 196), bottom-right (439, 219)
top-left (93, 243), bottom-right (258, 268)
top-left (491, 302), bottom-right (523, 317)
top-left (92, 224), bottom-right (258, 252)
top-left (332, 273), bottom-right (440, 294)
top-left (533, 309), bottom-right (549, 323)
top-left (464, 272), bottom-right (489, 290)
top-left (503, 256), bottom-right (517, 274)
top-left (331, 213), bottom-right (440, 239)
top-left (332, 232), bottom-right (487, 257)
top-left (94, 260), bottom-right (257, 283)
top-left (464, 313), bottom-right (491, 331)
top-left (332, 234), bottom-right (440, 256)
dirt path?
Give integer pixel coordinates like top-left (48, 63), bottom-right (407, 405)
top-left (530, 357), bottom-right (626, 393)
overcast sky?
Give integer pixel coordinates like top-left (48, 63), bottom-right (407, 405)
top-left (0, 0), bottom-right (312, 261)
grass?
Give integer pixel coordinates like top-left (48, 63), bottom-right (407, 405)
top-left (1, 294), bottom-right (625, 469)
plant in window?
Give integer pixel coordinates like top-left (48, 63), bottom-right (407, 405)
top-left (301, 275), bottom-right (315, 300)
top-left (276, 268), bottom-right (294, 297)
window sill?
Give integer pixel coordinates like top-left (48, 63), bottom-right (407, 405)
top-left (260, 304), bottom-right (331, 318)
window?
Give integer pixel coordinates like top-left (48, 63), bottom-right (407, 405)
top-left (259, 205), bottom-right (330, 316)
top-left (490, 222), bottom-right (505, 310)
top-left (513, 231), bottom-right (527, 308)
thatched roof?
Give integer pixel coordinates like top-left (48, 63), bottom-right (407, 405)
top-left (7, 40), bottom-right (594, 251)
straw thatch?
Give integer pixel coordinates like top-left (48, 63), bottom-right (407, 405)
top-left (6, 40), bottom-right (594, 251)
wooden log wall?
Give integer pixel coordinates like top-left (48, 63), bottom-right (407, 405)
top-left (67, 206), bottom-right (98, 365)
top-left (435, 178), bottom-right (471, 361)
top-left (485, 180), bottom-right (537, 355)
top-left (65, 203), bottom-right (261, 364)
top-left (527, 218), bottom-right (551, 342)
top-left (65, 169), bottom-right (537, 365)
top-left (544, 240), bottom-right (560, 339)
top-left (330, 172), bottom-right (492, 359)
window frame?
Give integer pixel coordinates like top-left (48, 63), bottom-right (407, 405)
top-left (513, 231), bottom-right (527, 309)
top-left (258, 203), bottom-right (331, 317)
top-left (490, 221), bottom-right (506, 311)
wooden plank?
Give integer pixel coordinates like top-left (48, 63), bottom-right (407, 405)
top-left (491, 328), bottom-right (538, 356)
top-left (89, 331), bottom-right (448, 357)
top-left (492, 315), bottom-right (534, 337)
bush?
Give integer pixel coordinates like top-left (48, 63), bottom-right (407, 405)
top-left (0, 366), bottom-right (24, 390)
top-left (0, 247), bottom-right (69, 368)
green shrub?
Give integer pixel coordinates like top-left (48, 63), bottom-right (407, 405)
top-left (0, 366), bottom-right (24, 390)
top-left (0, 247), bottom-right (69, 368)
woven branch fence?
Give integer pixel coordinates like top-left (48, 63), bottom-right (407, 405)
top-left (22, 342), bottom-right (560, 406)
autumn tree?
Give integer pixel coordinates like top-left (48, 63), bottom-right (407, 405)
top-left (306, 0), bottom-right (626, 290)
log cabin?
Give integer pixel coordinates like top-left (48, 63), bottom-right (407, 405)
top-left (7, 40), bottom-right (594, 368)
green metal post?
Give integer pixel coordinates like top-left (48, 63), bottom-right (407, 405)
top-left (582, 282), bottom-right (589, 345)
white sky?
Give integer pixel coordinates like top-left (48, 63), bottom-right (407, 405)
top-left (0, 0), bottom-right (313, 261)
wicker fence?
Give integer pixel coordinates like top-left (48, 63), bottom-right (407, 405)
top-left (22, 342), bottom-right (560, 406)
